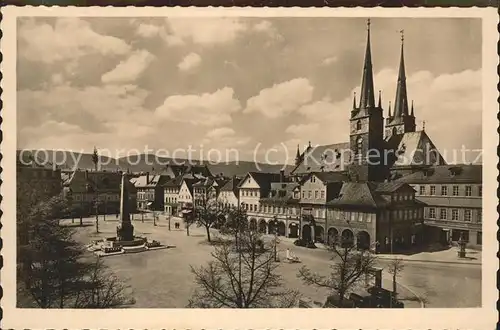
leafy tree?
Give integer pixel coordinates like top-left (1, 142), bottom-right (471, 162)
top-left (188, 208), bottom-right (300, 308)
top-left (297, 232), bottom-right (377, 307)
top-left (17, 183), bottom-right (133, 308)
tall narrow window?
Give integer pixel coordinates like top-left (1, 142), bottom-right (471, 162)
top-left (452, 186), bottom-right (459, 196)
top-left (356, 120), bottom-right (362, 130)
top-left (441, 186), bottom-right (448, 196)
top-left (440, 208), bottom-right (447, 220)
top-left (419, 186), bottom-right (425, 195)
top-left (356, 136), bottom-right (363, 155)
top-left (465, 186), bottom-right (472, 197)
top-left (464, 209), bottom-right (471, 221)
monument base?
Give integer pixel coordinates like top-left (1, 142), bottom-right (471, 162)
top-left (117, 222), bottom-right (135, 242)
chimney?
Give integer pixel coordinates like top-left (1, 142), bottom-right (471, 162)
top-left (84, 169), bottom-right (89, 181)
top-left (280, 170), bottom-right (285, 183)
top-left (146, 171), bottom-right (150, 183)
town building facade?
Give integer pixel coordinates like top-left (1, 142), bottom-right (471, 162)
top-left (395, 165), bottom-right (482, 247)
top-left (62, 169), bottom-right (137, 216)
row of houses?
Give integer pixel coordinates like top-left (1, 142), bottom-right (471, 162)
top-left (17, 151), bottom-right (482, 251)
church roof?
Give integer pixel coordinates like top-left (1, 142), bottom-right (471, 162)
top-left (385, 130), bottom-right (446, 167)
top-left (291, 142), bottom-right (351, 175)
top-left (312, 171), bottom-right (349, 183)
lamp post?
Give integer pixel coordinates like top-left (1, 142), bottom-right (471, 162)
top-left (94, 195), bottom-right (99, 233)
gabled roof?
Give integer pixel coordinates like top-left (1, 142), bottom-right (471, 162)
top-left (385, 130), bottom-right (446, 167)
top-left (181, 177), bottom-right (202, 195)
top-left (239, 172), bottom-right (283, 197)
top-left (395, 164), bottom-right (482, 184)
top-left (291, 142), bottom-right (351, 175)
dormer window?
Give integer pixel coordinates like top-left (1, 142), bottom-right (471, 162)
top-left (356, 120), bottom-right (362, 130)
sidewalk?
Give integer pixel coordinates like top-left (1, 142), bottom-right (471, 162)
top-left (277, 236), bottom-right (481, 265)
top-left (376, 247), bottom-right (481, 265)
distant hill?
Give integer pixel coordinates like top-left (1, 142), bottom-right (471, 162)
top-left (17, 150), bottom-right (294, 177)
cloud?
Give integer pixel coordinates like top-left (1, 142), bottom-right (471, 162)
top-left (286, 68), bottom-right (482, 161)
top-left (165, 18), bottom-right (247, 46)
top-left (285, 123), bottom-right (320, 136)
top-left (155, 87), bottom-right (241, 126)
top-left (101, 50), bottom-right (155, 84)
top-left (206, 127), bottom-right (236, 139)
top-left (321, 56), bottom-right (338, 66)
top-left (252, 20), bottom-right (282, 40)
top-left (136, 23), bottom-right (162, 38)
top-left (17, 84), bottom-right (153, 151)
top-left (18, 18), bottom-right (131, 63)
top-left (244, 78), bottom-right (314, 118)
top-left (178, 52), bottom-right (202, 72)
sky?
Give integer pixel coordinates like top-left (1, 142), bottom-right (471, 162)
top-left (17, 17), bottom-right (482, 164)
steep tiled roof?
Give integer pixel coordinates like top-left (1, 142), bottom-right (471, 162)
top-left (163, 175), bottom-right (184, 188)
top-left (327, 182), bottom-right (388, 208)
top-left (395, 165), bottom-right (482, 184)
top-left (375, 181), bottom-right (407, 193)
top-left (291, 142), bottom-right (351, 175)
top-left (220, 176), bottom-right (242, 194)
top-left (313, 171), bottom-right (349, 183)
top-left (385, 130), bottom-right (446, 167)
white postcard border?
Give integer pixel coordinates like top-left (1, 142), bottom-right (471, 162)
top-left (1, 6), bottom-right (497, 329)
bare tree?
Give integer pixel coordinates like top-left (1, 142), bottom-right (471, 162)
top-left (188, 208), bottom-right (300, 308)
top-left (297, 233), bottom-right (377, 307)
top-left (193, 193), bottom-right (219, 242)
top-left (386, 258), bottom-right (405, 299)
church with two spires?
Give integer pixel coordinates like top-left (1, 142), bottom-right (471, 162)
top-left (285, 20), bottom-right (482, 250)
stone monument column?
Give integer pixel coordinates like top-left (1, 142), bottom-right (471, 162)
top-left (117, 172), bottom-right (134, 241)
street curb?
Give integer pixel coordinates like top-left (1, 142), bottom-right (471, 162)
top-left (395, 280), bottom-right (426, 308)
top-left (377, 256), bottom-right (481, 266)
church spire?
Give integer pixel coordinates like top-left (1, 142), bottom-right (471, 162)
top-left (410, 100), bottom-right (414, 116)
top-left (393, 30), bottom-right (409, 118)
top-left (352, 92), bottom-right (357, 109)
top-left (295, 144), bottom-right (301, 166)
top-left (377, 90), bottom-right (382, 108)
top-left (388, 101), bottom-right (392, 117)
top-left (359, 19), bottom-right (375, 109)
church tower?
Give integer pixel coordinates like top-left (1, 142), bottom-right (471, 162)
top-left (349, 19), bottom-right (386, 182)
top-left (385, 31), bottom-right (416, 139)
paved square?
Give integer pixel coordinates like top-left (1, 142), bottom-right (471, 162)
top-left (69, 216), bottom-right (480, 308)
